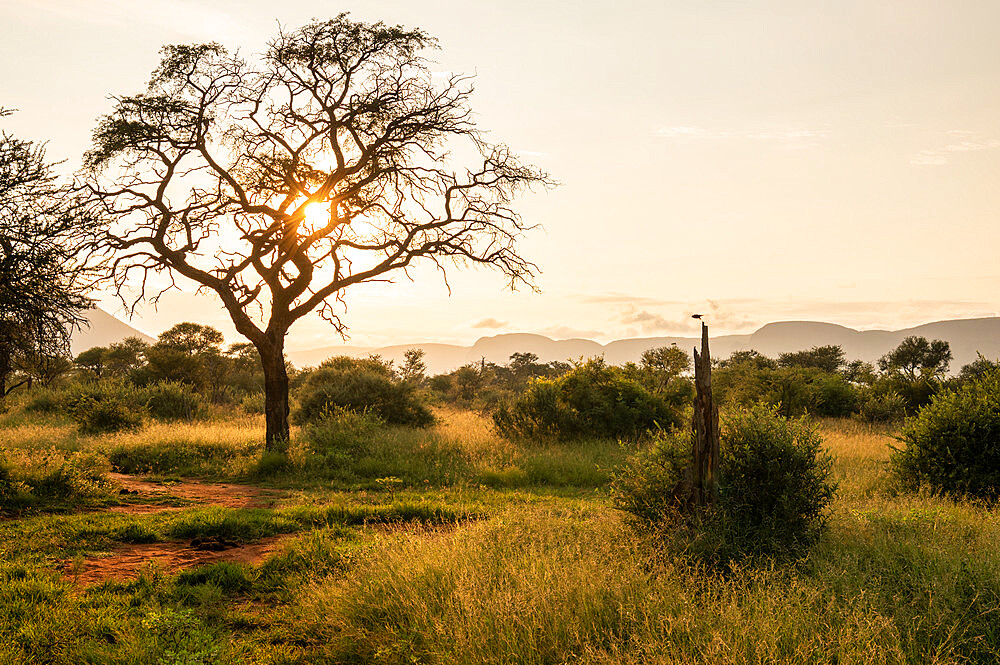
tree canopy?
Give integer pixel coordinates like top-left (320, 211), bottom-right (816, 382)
top-left (82, 16), bottom-right (551, 448)
top-left (878, 336), bottom-right (952, 381)
top-left (0, 109), bottom-right (95, 398)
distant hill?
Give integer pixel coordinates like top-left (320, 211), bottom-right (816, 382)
top-left (286, 317), bottom-right (1000, 375)
top-left (71, 308), bottom-right (154, 355)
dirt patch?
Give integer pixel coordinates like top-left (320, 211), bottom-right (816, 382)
top-left (108, 473), bottom-right (282, 513)
top-left (65, 535), bottom-right (292, 586)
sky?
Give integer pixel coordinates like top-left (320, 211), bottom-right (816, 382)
top-left (3, 0), bottom-right (1000, 350)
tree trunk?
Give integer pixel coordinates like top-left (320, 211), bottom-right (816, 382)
top-left (0, 341), bottom-right (10, 402)
top-left (691, 322), bottom-right (720, 506)
top-left (258, 338), bottom-right (290, 453)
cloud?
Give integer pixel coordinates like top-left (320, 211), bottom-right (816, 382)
top-left (618, 306), bottom-right (691, 334)
top-left (652, 125), bottom-right (828, 147)
top-left (575, 292), bottom-right (685, 306)
top-left (911, 130), bottom-right (1000, 166)
top-left (471, 317), bottom-right (509, 329)
top-left (615, 301), bottom-right (759, 335)
top-left (703, 300), bottom-right (757, 330)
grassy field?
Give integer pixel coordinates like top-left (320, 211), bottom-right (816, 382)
top-left (0, 407), bottom-right (998, 664)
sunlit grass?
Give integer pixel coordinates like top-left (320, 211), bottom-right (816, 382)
top-left (1, 406), bottom-right (999, 662)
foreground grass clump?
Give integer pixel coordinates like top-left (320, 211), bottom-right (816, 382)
top-left (615, 405), bottom-right (834, 565)
top-left (0, 451), bottom-right (116, 513)
top-left (891, 369), bottom-right (1000, 499)
top-left (284, 504), bottom-right (1000, 664)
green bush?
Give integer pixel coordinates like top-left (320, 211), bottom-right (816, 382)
top-left (1, 453), bottom-right (114, 510)
top-left (30, 453), bottom-right (113, 500)
top-left (614, 405), bottom-right (835, 565)
top-left (20, 387), bottom-right (64, 414)
top-left (306, 406), bottom-right (385, 454)
top-left (611, 428), bottom-right (691, 524)
top-left (295, 356), bottom-right (433, 427)
top-left (71, 395), bottom-right (145, 434)
top-left (240, 391), bottom-right (265, 414)
top-left (714, 364), bottom-right (859, 418)
top-left (107, 441), bottom-right (242, 475)
top-left (890, 370), bottom-right (1000, 500)
top-left (0, 460), bottom-right (32, 512)
top-left (858, 391), bottom-right (907, 424)
top-left (493, 359), bottom-right (685, 441)
top-left (57, 379), bottom-right (148, 434)
top-left (871, 374), bottom-right (939, 414)
top-left (143, 381), bottom-right (202, 421)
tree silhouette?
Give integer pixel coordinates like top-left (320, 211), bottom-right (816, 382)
top-left (0, 109), bottom-right (94, 399)
top-left (82, 16), bottom-right (551, 450)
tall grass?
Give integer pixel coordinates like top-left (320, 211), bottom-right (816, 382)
top-left (288, 500), bottom-right (1000, 664)
top-left (2, 405), bottom-right (999, 663)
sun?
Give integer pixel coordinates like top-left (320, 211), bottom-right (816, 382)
top-left (303, 200), bottom-right (331, 228)
top-left (300, 199), bottom-right (381, 242)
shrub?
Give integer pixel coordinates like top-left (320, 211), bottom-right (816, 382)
top-left (10, 452), bottom-right (113, 507)
top-left (107, 441), bottom-right (241, 475)
top-left (890, 370), bottom-right (1000, 500)
top-left (295, 356), bottom-right (433, 427)
top-left (0, 460), bottom-right (31, 512)
top-left (71, 395), bottom-right (145, 434)
top-left (143, 381), bottom-right (202, 421)
top-left (305, 406), bottom-right (385, 455)
top-left (715, 364), bottom-right (860, 418)
top-left (493, 359), bottom-right (685, 441)
top-left (812, 373), bottom-right (859, 417)
top-left (240, 391), bottom-right (265, 414)
top-left (858, 391), bottom-right (907, 424)
top-left (612, 428), bottom-right (691, 524)
top-left (21, 387), bottom-right (64, 414)
top-left (614, 405), bottom-right (835, 565)
top-left (0, 452), bottom-right (116, 511)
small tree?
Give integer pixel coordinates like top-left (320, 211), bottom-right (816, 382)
top-left (400, 348), bottom-right (427, 385)
top-left (140, 323), bottom-right (225, 394)
top-left (104, 337), bottom-right (149, 378)
top-left (75, 347), bottom-right (108, 378)
top-left (0, 109), bottom-right (95, 400)
top-left (778, 345), bottom-right (846, 373)
top-left (83, 16), bottom-right (550, 451)
top-left (879, 336), bottom-right (952, 381)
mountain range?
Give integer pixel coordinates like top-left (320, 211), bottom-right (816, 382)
top-left (73, 310), bottom-right (1000, 376)
top-left (284, 318), bottom-right (1000, 375)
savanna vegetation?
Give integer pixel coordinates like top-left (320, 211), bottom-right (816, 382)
top-left (4, 12), bottom-right (1000, 665)
top-left (1, 319), bottom-right (1000, 663)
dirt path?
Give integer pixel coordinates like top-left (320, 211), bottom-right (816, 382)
top-left (108, 472), bottom-right (283, 512)
top-left (63, 474), bottom-right (293, 585)
top-left (66, 535), bottom-right (293, 585)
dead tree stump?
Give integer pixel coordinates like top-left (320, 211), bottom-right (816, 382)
top-left (690, 321), bottom-right (720, 507)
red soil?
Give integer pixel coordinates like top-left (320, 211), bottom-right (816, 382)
top-left (65, 474), bottom-right (290, 585)
top-left (66, 535), bottom-right (292, 585)
top-left (107, 472), bottom-right (282, 512)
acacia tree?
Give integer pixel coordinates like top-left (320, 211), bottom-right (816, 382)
top-left (878, 336), bottom-right (952, 381)
top-left (83, 16), bottom-right (550, 450)
top-left (0, 109), bottom-right (94, 399)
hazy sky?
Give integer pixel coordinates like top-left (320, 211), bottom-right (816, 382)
top-left (3, 1), bottom-right (999, 349)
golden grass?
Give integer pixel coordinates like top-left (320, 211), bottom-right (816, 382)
top-left (108, 417), bottom-right (266, 450)
top-left (288, 500), bottom-right (1000, 664)
top-left (2, 406), bottom-right (1000, 663)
